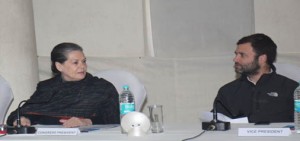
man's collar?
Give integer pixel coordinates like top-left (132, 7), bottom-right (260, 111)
top-left (246, 68), bottom-right (273, 85)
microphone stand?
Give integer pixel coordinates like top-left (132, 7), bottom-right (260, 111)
top-left (202, 99), bottom-right (230, 131)
top-left (7, 90), bottom-right (59, 134)
top-left (7, 100), bottom-right (36, 134)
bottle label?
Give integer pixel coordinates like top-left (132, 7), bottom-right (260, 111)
top-left (120, 103), bottom-right (135, 115)
top-left (295, 100), bottom-right (300, 112)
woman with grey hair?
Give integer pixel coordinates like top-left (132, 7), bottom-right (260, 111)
top-left (7, 42), bottom-right (120, 127)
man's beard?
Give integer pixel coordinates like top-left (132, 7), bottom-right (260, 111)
top-left (234, 58), bottom-right (260, 76)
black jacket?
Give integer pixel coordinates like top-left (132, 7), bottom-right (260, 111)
top-left (215, 71), bottom-right (298, 123)
top-left (7, 73), bottom-right (120, 125)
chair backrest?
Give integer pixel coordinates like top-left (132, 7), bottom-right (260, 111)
top-left (93, 69), bottom-right (146, 111)
top-left (275, 63), bottom-right (300, 82)
top-left (0, 75), bottom-right (14, 124)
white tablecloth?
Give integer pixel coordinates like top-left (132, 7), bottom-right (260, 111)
top-left (1, 123), bottom-right (299, 141)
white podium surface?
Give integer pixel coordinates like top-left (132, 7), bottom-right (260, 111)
top-left (1, 123), bottom-right (299, 141)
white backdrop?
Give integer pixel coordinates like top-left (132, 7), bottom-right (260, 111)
top-left (33, 0), bottom-right (145, 57)
top-left (150, 0), bottom-right (254, 58)
top-left (0, 0), bottom-right (39, 123)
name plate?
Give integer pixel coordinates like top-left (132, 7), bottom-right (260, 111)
top-left (238, 128), bottom-right (291, 136)
top-left (36, 128), bottom-right (80, 136)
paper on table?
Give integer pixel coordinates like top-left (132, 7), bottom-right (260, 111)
top-left (34, 124), bottom-right (119, 133)
top-left (79, 124), bottom-right (119, 132)
top-left (200, 111), bottom-right (249, 123)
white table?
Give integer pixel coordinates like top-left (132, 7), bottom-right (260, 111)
top-left (1, 123), bottom-right (299, 141)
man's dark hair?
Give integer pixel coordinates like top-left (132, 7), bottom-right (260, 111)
top-left (51, 42), bottom-right (83, 76)
top-left (237, 33), bottom-right (277, 67)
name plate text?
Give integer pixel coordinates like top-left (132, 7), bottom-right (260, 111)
top-left (36, 128), bottom-right (80, 136)
top-left (238, 128), bottom-right (291, 136)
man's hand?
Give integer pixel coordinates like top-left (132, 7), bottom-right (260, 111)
top-left (59, 117), bottom-right (92, 128)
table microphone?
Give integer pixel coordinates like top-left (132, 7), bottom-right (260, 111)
top-left (7, 89), bottom-right (60, 134)
top-left (202, 99), bottom-right (230, 131)
top-left (7, 100), bottom-right (36, 134)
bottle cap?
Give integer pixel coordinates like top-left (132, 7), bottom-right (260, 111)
top-left (123, 85), bottom-right (129, 90)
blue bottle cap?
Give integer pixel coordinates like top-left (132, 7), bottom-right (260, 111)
top-left (123, 85), bottom-right (129, 90)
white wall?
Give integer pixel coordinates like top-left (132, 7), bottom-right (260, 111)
top-left (33, 0), bottom-right (145, 58)
top-left (150, 0), bottom-right (254, 58)
top-left (0, 0), bottom-right (39, 122)
top-left (254, 0), bottom-right (300, 55)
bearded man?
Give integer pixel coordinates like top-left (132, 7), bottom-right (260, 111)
top-left (214, 33), bottom-right (298, 123)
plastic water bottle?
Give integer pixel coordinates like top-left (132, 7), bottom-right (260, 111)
top-left (294, 81), bottom-right (300, 133)
top-left (119, 85), bottom-right (135, 133)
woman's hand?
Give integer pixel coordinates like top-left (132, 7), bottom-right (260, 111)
top-left (13, 116), bottom-right (31, 127)
top-left (59, 117), bottom-right (92, 128)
